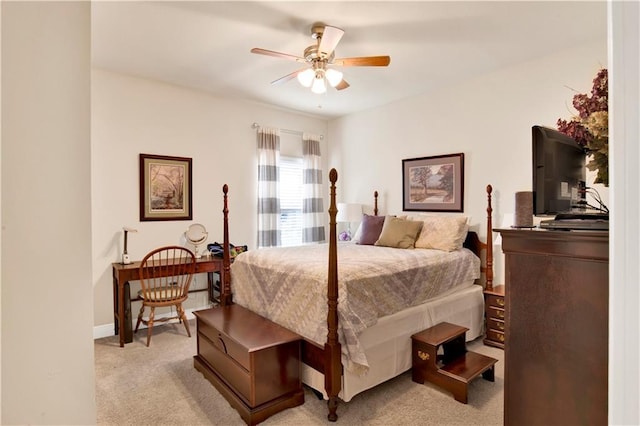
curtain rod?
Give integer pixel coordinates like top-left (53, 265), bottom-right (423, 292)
top-left (251, 122), bottom-right (323, 140)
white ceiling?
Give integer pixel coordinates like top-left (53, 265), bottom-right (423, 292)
top-left (91, 1), bottom-right (607, 119)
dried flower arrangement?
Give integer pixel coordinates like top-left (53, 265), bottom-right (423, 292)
top-left (557, 68), bottom-right (608, 186)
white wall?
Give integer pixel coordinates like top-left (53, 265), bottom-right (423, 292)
top-left (328, 40), bottom-right (608, 284)
top-left (0, 3), bottom-right (4, 421)
top-left (609, 1), bottom-right (640, 424)
top-left (91, 69), bottom-right (328, 332)
top-left (1, 2), bottom-right (96, 424)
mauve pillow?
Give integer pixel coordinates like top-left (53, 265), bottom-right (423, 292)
top-left (357, 214), bottom-right (386, 245)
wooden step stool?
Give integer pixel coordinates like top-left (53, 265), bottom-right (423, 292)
top-left (411, 322), bottom-right (497, 403)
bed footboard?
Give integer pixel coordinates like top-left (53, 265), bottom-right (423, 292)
top-left (216, 175), bottom-right (495, 422)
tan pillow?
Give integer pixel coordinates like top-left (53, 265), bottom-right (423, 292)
top-left (413, 215), bottom-right (469, 252)
top-left (374, 216), bottom-right (423, 249)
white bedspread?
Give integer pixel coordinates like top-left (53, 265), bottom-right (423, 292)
top-left (231, 243), bottom-right (480, 374)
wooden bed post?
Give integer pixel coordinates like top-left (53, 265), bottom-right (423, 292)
top-left (325, 168), bottom-right (341, 422)
top-left (374, 191), bottom-right (379, 216)
top-left (485, 184), bottom-right (494, 291)
top-left (219, 184), bottom-right (233, 306)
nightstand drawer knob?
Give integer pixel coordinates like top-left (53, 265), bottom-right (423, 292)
top-left (417, 350), bottom-right (430, 361)
top-left (496, 298), bottom-right (505, 307)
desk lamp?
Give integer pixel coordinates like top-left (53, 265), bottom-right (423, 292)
top-left (121, 227), bottom-right (138, 264)
top-left (336, 203), bottom-right (362, 241)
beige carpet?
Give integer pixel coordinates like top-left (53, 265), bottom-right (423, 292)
top-left (95, 320), bottom-right (503, 425)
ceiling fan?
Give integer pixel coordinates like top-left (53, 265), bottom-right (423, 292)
top-left (250, 22), bottom-right (391, 94)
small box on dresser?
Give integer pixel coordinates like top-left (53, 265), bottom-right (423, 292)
top-left (483, 285), bottom-right (505, 348)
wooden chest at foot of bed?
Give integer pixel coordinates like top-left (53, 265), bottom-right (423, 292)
top-left (193, 304), bottom-right (304, 425)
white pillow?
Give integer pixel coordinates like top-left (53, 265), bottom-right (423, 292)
top-left (412, 215), bottom-right (469, 252)
top-left (351, 221), bottom-right (363, 243)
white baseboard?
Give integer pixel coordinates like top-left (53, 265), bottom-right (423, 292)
top-left (93, 305), bottom-right (212, 340)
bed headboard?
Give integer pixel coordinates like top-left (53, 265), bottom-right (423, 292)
top-left (371, 185), bottom-right (493, 290)
top-left (462, 184), bottom-right (494, 290)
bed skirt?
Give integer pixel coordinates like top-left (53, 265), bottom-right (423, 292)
top-left (301, 284), bottom-right (485, 402)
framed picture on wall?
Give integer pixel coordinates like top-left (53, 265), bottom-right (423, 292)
top-left (402, 153), bottom-right (464, 212)
top-left (139, 153), bottom-right (192, 221)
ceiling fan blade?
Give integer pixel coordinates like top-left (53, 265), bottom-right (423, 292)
top-left (250, 48), bottom-right (306, 63)
top-left (318, 25), bottom-right (344, 57)
top-left (333, 56), bottom-right (391, 67)
top-left (335, 79), bottom-right (350, 91)
top-left (270, 68), bottom-right (308, 85)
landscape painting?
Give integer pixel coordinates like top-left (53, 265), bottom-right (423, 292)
top-left (140, 154), bottom-right (192, 221)
top-left (402, 153), bottom-right (464, 212)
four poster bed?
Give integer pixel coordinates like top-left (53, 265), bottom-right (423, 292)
top-left (213, 168), bottom-right (494, 421)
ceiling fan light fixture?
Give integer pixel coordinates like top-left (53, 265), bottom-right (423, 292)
top-left (297, 68), bottom-right (315, 87)
top-left (325, 68), bottom-right (343, 87)
top-left (311, 76), bottom-right (327, 94)
top-left (251, 22), bottom-right (390, 94)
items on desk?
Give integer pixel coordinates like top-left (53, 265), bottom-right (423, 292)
top-left (207, 242), bottom-right (247, 258)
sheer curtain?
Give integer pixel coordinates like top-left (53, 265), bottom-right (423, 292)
top-left (257, 127), bottom-right (281, 247)
top-left (302, 133), bottom-right (325, 243)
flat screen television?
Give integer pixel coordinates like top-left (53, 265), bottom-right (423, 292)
top-left (532, 125), bottom-right (586, 216)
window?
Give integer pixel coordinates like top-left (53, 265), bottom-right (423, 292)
top-left (279, 156), bottom-right (303, 247)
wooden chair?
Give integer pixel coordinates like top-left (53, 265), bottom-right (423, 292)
top-left (135, 245), bottom-right (196, 346)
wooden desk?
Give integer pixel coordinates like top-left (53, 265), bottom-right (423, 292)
top-left (112, 256), bottom-right (225, 347)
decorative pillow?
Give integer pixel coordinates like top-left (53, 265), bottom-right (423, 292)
top-left (357, 214), bottom-right (386, 245)
top-left (351, 221), bottom-right (363, 243)
top-left (413, 215), bottom-right (469, 252)
top-left (374, 216), bottom-right (423, 249)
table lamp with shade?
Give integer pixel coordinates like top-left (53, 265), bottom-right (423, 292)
top-left (336, 203), bottom-right (362, 241)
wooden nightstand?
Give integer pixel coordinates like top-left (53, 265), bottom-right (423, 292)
top-left (484, 285), bottom-right (505, 349)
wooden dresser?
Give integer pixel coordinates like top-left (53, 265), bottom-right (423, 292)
top-left (193, 305), bottom-right (304, 425)
top-left (498, 228), bottom-right (608, 426)
top-left (483, 285), bottom-right (505, 348)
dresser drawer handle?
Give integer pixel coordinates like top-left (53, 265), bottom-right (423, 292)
top-left (496, 298), bottom-right (505, 307)
top-left (217, 335), bottom-right (228, 354)
top-left (417, 350), bottom-right (430, 361)
top-left (498, 323), bottom-right (504, 331)
top-left (499, 334), bottom-right (505, 342)
top-left (497, 310), bottom-right (504, 319)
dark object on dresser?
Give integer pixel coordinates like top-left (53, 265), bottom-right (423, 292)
top-left (411, 322), bottom-right (497, 404)
top-left (483, 285), bottom-right (505, 348)
top-left (193, 304), bottom-right (304, 425)
top-left (498, 228), bottom-right (608, 426)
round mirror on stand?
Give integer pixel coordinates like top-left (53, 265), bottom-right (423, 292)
top-left (185, 223), bottom-right (208, 258)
